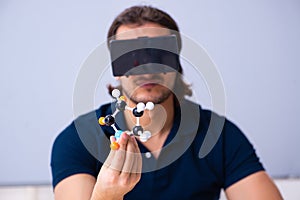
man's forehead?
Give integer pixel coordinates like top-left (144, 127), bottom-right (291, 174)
top-left (115, 25), bottom-right (171, 40)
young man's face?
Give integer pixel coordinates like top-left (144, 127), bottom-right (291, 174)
top-left (115, 23), bottom-right (177, 104)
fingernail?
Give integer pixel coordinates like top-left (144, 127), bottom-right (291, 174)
top-left (122, 132), bottom-right (129, 139)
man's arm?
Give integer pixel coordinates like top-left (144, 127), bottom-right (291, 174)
top-left (54, 174), bottom-right (96, 200)
top-left (225, 171), bottom-right (283, 200)
top-left (53, 133), bottom-right (142, 200)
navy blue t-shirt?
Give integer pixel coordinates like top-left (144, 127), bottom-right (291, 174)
top-left (51, 99), bottom-right (264, 200)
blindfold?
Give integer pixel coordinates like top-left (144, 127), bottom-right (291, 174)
top-left (110, 35), bottom-right (180, 76)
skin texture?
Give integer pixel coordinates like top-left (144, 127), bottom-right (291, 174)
top-left (54, 23), bottom-right (283, 200)
top-left (90, 134), bottom-right (142, 200)
top-left (115, 23), bottom-right (177, 105)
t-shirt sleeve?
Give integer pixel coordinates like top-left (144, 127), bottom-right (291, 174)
top-left (50, 122), bottom-right (99, 189)
top-left (223, 121), bottom-right (264, 189)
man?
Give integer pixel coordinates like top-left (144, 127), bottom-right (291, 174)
top-left (51, 5), bottom-right (283, 200)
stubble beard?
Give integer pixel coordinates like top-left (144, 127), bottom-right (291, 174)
top-left (122, 87), bottom-right (173, 105)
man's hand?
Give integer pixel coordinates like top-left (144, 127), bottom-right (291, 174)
top-left (91, 132), bottom-right (142, 200)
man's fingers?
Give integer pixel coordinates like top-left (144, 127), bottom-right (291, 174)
top-left (131, 135), bottom-right (139, 150)
top-left (121, 137), bottom-right (136, 174)
top-left (135, 149), bottom-right (142, 174)
top-left (103, 149), bottom-right (116, 168)
top-left (110, 135), bottom-right (116, 143)
top-left (109, 133), bottom-right (129, 172)
top-left (118, 132), bottom-right (130, 150)
top-left (129, 136), bottom-right (142, 174)
top-left (106, 133), bottom-right (142, 176)
top-left (103, 136), bottom-right (118, 168)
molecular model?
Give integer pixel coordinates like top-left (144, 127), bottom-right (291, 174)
top-left (98, 89), bottom-right (154, 150)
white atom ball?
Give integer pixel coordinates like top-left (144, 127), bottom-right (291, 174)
top-left (139, 134), bottom-right (148, 142)
top-left (143, 131), bottom-right (152, 139)
top-left (145, 102), bottom-right (154, 110)
top-left (137, 102), bottom-right (145, 112)
top-left (112, 89), bottom-right (120, 98)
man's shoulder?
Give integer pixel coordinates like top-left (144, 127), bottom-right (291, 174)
top-left (181, 99), bottom-right (245, 147)
top-left (75, 102), bottom-right (112, 121)
top-left (180, 99), bottom-right (223, 123)
top-left (54, 102), bottom-right (113, 145)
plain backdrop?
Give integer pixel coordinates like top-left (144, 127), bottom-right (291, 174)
top-left (0, 0), bottom-right (299, 185)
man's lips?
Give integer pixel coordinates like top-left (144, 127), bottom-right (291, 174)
top-left (140, 83), bottom-right (158, 88)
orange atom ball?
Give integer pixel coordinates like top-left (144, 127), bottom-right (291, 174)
top-left (110, 141), bottom-right (120, 150)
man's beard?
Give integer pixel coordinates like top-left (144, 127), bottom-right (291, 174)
top-left (122, 87), bottom-right (173, 105)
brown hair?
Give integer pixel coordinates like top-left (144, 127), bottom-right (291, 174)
top-left (107, 5), bottom-right (192, 100)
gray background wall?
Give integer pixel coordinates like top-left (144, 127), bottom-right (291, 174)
top-left (0, 0), bottom-right (299, 185)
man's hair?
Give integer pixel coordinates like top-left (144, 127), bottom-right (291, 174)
top-left (107, 5), bottom-right (192, 100)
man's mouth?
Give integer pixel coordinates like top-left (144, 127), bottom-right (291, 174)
top-left (141, 83), bottom-right (159, 88)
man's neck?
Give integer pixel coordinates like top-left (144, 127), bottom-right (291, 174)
top-left (123, 94), bottom-right (175, 156)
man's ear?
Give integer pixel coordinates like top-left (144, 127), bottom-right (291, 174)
top-left (115, 76), bottom-right (121, 81)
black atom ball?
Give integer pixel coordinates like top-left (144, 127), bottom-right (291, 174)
top-left (104, 115), bottom-right (115, 126)
top-left (133, 107), bottom-right (144, 117)
top-left (116, 101), bottom-right (127, 111)
top-left (132, 125), bottom-right (143, 136)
